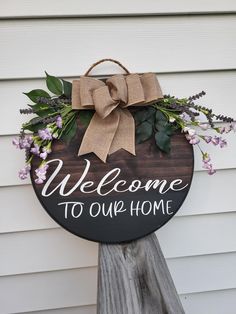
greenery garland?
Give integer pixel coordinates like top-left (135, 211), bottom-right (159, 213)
top-left (13, 73), bottom-right (235, 183)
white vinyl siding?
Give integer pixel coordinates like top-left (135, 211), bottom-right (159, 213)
top-left (0, 2), bottom-right (235, 313)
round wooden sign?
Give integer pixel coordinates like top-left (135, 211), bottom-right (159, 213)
top-left (31, 123), bottom-right (194, 243)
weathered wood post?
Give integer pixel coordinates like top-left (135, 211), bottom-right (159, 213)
top-left (97, 233), bottom-right (185, 314)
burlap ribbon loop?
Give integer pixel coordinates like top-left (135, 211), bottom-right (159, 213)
top-left (72, 61), bottom-right (163, 162)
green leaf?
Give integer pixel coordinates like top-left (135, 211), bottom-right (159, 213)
top-left (155, 110), bottom-right (167, 122)
top-left (60, 118), bottom-right (77, 143)
top-left (23, 123), bottom-right (46, 133)
top-left (45, 72), bottom-right (63, 96)
top-left (79, 111), bottom-right (94, 127)
top-left (136, 121), bottom-right (153, 144)
top-left (134, 107), bottom-right (156, 125)
top-left (62, 79), bottom-right (72, 98)
top-left (162, 124), bottom-right (175, 136)
top-left (155, 131), bottom-right (171, 153)
top-left (23, 89), bottom-right (50, 103)
top-left (22, 116), bottom-right (46, 133)
top-left (156, 121), bottom-right (175, 136)
top-left (29, 103), bottom-right (56, 117)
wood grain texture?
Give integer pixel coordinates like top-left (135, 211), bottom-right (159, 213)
top-left (97, 233), bottom-right (185, 314)
top-left (0, 16), bottom-right (236, 79)
top-left (1, 0), bottom-right (236, 18)
top-left (30, 127), bottom-right (193, 243)
top-left (1, 252), bottom-right (236, 313)
top-left (1, 169), bottom-right (236, 234)
top-left (2, 127), bottom-right (236, 187)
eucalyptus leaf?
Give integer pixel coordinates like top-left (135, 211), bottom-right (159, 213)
top-left (23, 89), bottom-right (50, 103)
top-left (134, 107), bottom-right (156, 125)
top-left (62, 79), bottom-right (72, 98)
top-left (156, 121), bottom-right (175, 136)
top-left (155, 110), bottom-right (167, 122)
top-left (80, 111), bottom-right (94, 127)
top-left (155, 131), bottom-right (171, 153)
top-left (136, 121), bottom-right (153, 144)
top-left (45, 72), bottom-right (63, 96)
top-left (60, 118), bottom-right (77, 143)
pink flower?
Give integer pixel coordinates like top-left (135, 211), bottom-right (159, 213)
top-left (183, 127), bottom-right (196, 136)
top-left (208, 167), bottom-right (216, 175)
top-left (211, 136), bottom-right (220, 146)
top-left (186, 134), bottom-right (200, 145)
top-left (202, 153), bottom-right (216, 175)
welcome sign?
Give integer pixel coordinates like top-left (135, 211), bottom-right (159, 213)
top-left (31, 130), bottom-right (193, 243)
top-left (15, 59), bottom-right (234, 244)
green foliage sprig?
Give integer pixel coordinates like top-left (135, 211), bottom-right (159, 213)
top-left (21, 73), bottom-right (93, 140)
top-left (14, 73), bottom-right (235, 183)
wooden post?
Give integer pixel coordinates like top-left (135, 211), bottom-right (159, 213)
top-left (97, 233), bottom-right (185, 314)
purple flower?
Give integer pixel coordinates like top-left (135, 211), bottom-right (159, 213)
top-left (39, 151), bottom-right (48, 160)
top-left (35, 163), bottom-right (49, 184)
top-left (35, 178), bottom-right (44, 184)
top-left (203, 136), bottom-right (212, 143)
top-left (38, 128), bottom-right (53, 140)
top-left (219, 138), bottom-right (227, 148)
top-left (12, 135), bottom-right (33, 149)
top-left (20, 136), bottom-right (33, 149)
top-left (56, 116), bottom-right (63, 129)
top-left (18, 164), bottom-right (31, 180)
top-left (207, 166), bottom-right (216, 175)
top-left (179, 113), bottom-right (191, 122)
top-left (12, 137), bottom-right (21, 149)
top-left (30, 144), bottom-right (40, 155)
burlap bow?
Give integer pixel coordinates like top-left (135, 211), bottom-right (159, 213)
top-left (72, 73), bottom-right (163, 162)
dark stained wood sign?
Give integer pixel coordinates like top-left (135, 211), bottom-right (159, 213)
top-left (31, 125), bottom-right (194, 243)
